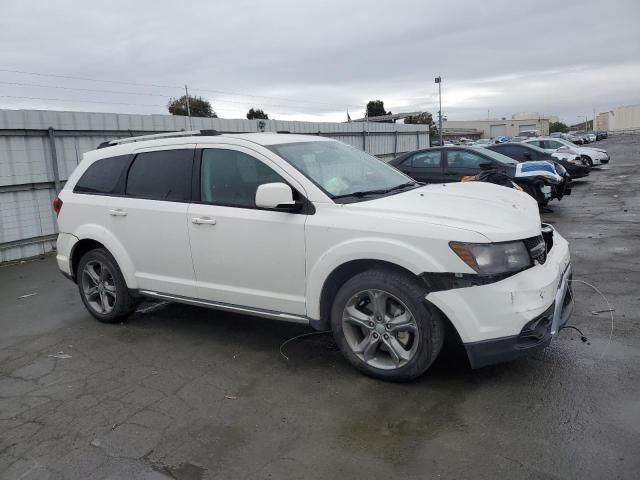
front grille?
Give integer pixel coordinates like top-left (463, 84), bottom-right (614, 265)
top-left (524, 235), bottom-right (547, 264)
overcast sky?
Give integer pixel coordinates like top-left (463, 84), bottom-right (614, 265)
top-left (1, 0), bottom-right (639, 124)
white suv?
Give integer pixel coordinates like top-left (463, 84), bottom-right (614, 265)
top-left (524, 137), bottom-right (610, 167)
top-left (54, 131), bottom-right (573, 380)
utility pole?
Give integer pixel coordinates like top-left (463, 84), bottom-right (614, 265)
top-left (437, 77), bottom-right (443, 145)
top-left (185, 85), bottom-right (193, 131)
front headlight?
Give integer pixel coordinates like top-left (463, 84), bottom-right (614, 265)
top-left (449, 241), bottom-right (532, 275)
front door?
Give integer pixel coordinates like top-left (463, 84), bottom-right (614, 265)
top-left (187, 146), bottom-right (308, 315)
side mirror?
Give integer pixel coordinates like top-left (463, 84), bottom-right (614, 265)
top-left (255, 182), bottom-right (297, 210)
top-left (479, 162), bottom-right (493, 170)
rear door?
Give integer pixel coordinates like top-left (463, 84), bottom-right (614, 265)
top-left (107, 145), bottom-right (197, 297)
top-left (398, 150), bottom-right (444, 183)
top-left (443, 149), bottom-right (491, 181)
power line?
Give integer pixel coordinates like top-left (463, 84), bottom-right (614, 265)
top-left (0, 95), bottom-right (165, 108)
top-left (0, 95), bottom-right (350, 117)
top-left (0, 68), bottom-right (175, 89)
top-left (0, 80), bottom-right (353, 112)
top-left (0, 67), bottom-right (363, 110)
top-left (0, 80), bottom-right (170, 97)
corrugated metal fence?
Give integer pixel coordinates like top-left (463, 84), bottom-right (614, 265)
top-left (0, 109), bottom-right (429, 262)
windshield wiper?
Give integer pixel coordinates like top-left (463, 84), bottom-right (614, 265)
top-left (332, 182), bottom-right (417, 199)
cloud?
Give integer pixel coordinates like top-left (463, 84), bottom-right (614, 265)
top-left (0, 0), bottom-right (638, 123)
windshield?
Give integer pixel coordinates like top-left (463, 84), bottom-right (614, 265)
top-left (469, 146), bottom-right (519, 165)
top-left (268, 141), bottom-right (416, 201)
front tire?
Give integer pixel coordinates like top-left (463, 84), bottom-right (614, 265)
top-left (77, 248), bottom-right (135, 323)
top-left (331, 269), bottom-right (444, 381)
top-left (581, 155), bottom-right (593, 168)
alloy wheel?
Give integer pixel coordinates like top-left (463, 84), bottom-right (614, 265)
top-left (81, 260), bottom-right (117, 314)
top-left (341, 289), bottom-right (419, 370)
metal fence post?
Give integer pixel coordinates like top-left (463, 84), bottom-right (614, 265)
top-left (362, 128), bottom-right (367, 152)
top-left (394, 130), bottom-right (399, 156)
top-left (47, 127), bottom-right (62, 193)
top-left (416, 130), bottom-right (420, 149)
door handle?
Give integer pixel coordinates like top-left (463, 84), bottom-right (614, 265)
top-left (192, 217), bottom-right (217, 225)
top-left (109, 209), bottom-right (127, 217)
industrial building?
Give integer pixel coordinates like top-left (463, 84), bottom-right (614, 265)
top-left (442, 114), bottom-right (552, 139)
top-left (595, 104), bottom-right (640, 131)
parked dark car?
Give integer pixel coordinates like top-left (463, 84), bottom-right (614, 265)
top-left (596, 131), bottom-right (608, 140)
top-left (389, 146), bottom-right (567, 207)
top-left (486, 142), bottom-right (590, 179)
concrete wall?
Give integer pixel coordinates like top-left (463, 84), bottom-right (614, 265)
top-left (442, 118), bottom-right (550, 139)
top-left (609, 105), bottom-right (640, 131)
top-left (594, 105), bottom-right (640, 132)
top-left (0, 109), bottom-right (429, 262)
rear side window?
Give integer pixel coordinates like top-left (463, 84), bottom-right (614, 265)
top-left (492, 146), bottom-right (523, 160)
top-left (74, 155), bottom-right (129, 194)
top-left (126, 149), bottom-right (193, 201)
top-left (447, 150), bottom-right (487, 168)
top-left (545, 140), bottom-right (564, 149)
top-left (411, 151), bottom-right (442, 168)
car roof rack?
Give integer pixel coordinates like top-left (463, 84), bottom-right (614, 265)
top-left (97, 129), bottom-right (222, 149)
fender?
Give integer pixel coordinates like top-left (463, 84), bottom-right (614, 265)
top-left (305, 237), bottom-right (450, 320)
top-left (71, 223), bottom-right (138, 288)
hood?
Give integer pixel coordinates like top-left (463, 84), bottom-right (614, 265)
top-left (346, 182), bottom-right (541, 242)
top-left (586, 147), bottom-right (607, 154)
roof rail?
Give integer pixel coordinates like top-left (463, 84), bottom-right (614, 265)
top-left (97, 129), bottom-right (222, 149)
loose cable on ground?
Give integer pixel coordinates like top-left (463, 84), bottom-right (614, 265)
top-left (279, 331), bottom-right (332, 361)
top-left (566, 278), bottom-right (615, 361)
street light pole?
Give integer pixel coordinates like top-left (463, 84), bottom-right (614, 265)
top-left (435, 76), bottom-right (443, 145)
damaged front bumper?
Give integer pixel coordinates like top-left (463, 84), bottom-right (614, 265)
top-left (464, 263), bottom-right (573, 368)
top-left (426, 230), bottom-right (573, 369)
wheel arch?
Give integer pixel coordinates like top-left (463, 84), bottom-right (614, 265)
top-left (315, 259), bottom-right (417, 328)
top-left (69, 225), bottom-right (137, 288)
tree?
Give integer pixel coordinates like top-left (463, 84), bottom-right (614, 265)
top-left (405, 111), bottom-right (439, 142)
top-left (246, 108), bottom-right (269, 120)
top-left (366, 100), bottom-right (392, 119)
top-left (549, 121), bottom-right (569, 134)
top-left (404, 111), bottom-right (433, 125)
top-left (167, 95), bottom-right (217, 118)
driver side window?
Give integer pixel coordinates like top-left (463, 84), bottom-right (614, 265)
top-left (411, 151), bottom-right (442, 168)
top-left (200, 149), bottom-right (285, 208)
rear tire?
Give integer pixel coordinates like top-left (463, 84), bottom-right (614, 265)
top-left (331, 268), bottom-right (444, 381)
top-left (76, 248), bottom-right (135, 323)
